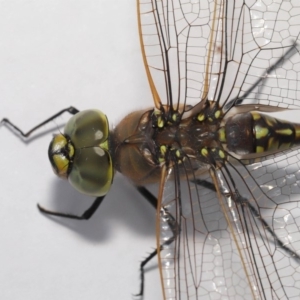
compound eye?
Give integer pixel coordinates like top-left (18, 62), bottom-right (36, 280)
top-left (68, 147), bottom-right (113, 197)
top-left (64, 109), bottom-right (109, 148)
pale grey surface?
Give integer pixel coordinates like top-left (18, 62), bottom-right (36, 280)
top-left (0, 1), bottom-right (161, 300)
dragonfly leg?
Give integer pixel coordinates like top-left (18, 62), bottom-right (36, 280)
top-left (37, 196), bottom-right (105, 220)
top-left (136, 186), bottom-right (157, 209)
top-left (134, 186), bottom-right (179, 298)
top-left (1, 106), bottom-right (79, 137)
top-left (2, 106), bottom-right (99, 219)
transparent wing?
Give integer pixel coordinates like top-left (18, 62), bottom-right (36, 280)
top-left (138, 0), bottom-right (300, 112)
top-left (157, 151), bottom-right (300, 300)
top-left (137, 0), bottom-right (300, 299)
top-left (225, 150), bottom-right (300, 300)
top-left (207, 0), bottom-right (300, 111)
top-left (138, 0), bottom-right (219, 110)
top-left (157, 163), bottom-right (257, 299)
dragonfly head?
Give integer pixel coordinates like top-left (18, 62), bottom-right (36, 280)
top-left (48, 109), bottom-right (113, 197)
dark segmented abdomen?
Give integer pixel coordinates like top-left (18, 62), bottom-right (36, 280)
top-left (222, 112), bottom-right (300, 156)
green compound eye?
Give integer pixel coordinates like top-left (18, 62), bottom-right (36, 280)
top-left (64, 109), bottom-right (109, 148)
top-left (48, 109), bottom-right (113, 197)
top-left (68, 146), bottom-right (113, 197)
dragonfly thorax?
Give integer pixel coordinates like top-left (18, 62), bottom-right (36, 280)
top-left (112, 106), bottom-right (227, 185)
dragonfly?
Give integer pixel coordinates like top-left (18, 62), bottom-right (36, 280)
top-left (1, 0), bottom-right (300, 299)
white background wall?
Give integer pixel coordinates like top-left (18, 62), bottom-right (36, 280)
top-left (0, 1), bottom-right (161, 300)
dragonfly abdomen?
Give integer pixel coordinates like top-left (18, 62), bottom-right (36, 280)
top-left (223, 112), bottom-right (300, 156)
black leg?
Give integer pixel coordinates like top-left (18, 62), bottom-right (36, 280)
top-left (37, 196), bottom-right (105, 220)
top-left (134, 248), bottom-right (158, 299)
top-left (135, 186), bottom-right (157, 209)
top-left (191, 178), bottom-right (216, 191)
top-left (2, 106), bottom-right (97, 219)
top-left (134, 186), bottom-right (178, 298)
top-left (1, 106), bottom-right (79, 137)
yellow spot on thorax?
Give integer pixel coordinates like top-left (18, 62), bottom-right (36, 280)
top-left (218, 128), bottom-right (226, 142)
top-left (218, 150), bottom-right (225, 159)
top-left (160, 145), bottom-right (167, 156)
top-left (214, 110), bottom-right (221, 119)
top-left (197, 113), bottom-right (205, 122)
top-left (157, 117), bottom-right (164, 128)
top-left (201, 148), bottom-right (208, 157)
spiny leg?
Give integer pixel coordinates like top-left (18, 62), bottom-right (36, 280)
top-left (0, 106), bottom-right (103, 218)
top-left (134, 186), bottom-right (178, 298)
top-left (1, 106), bottom-right (79, 137)
top-left (37, 196), bottom-right (105, 220)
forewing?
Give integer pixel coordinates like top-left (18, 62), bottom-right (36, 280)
top-left (216, 1), bottom-right (300, 111)
top-left (138, 0), bottom-right (221, 110)
top-left (138, 0), bottom-right (300, 113)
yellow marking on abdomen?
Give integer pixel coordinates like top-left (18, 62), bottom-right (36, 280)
top-left (275, 128), bottom-right (293, 135)
top-left (255, 126), bottom-right (269, 139)
top-left (279, 142), bottom-right (291, 151)
top-left (251, 112), bottom-right (261, 121)
top-left (295, 126), bottom-right (300, 139)
top-left (267, 137), bottom-right (279, 152)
